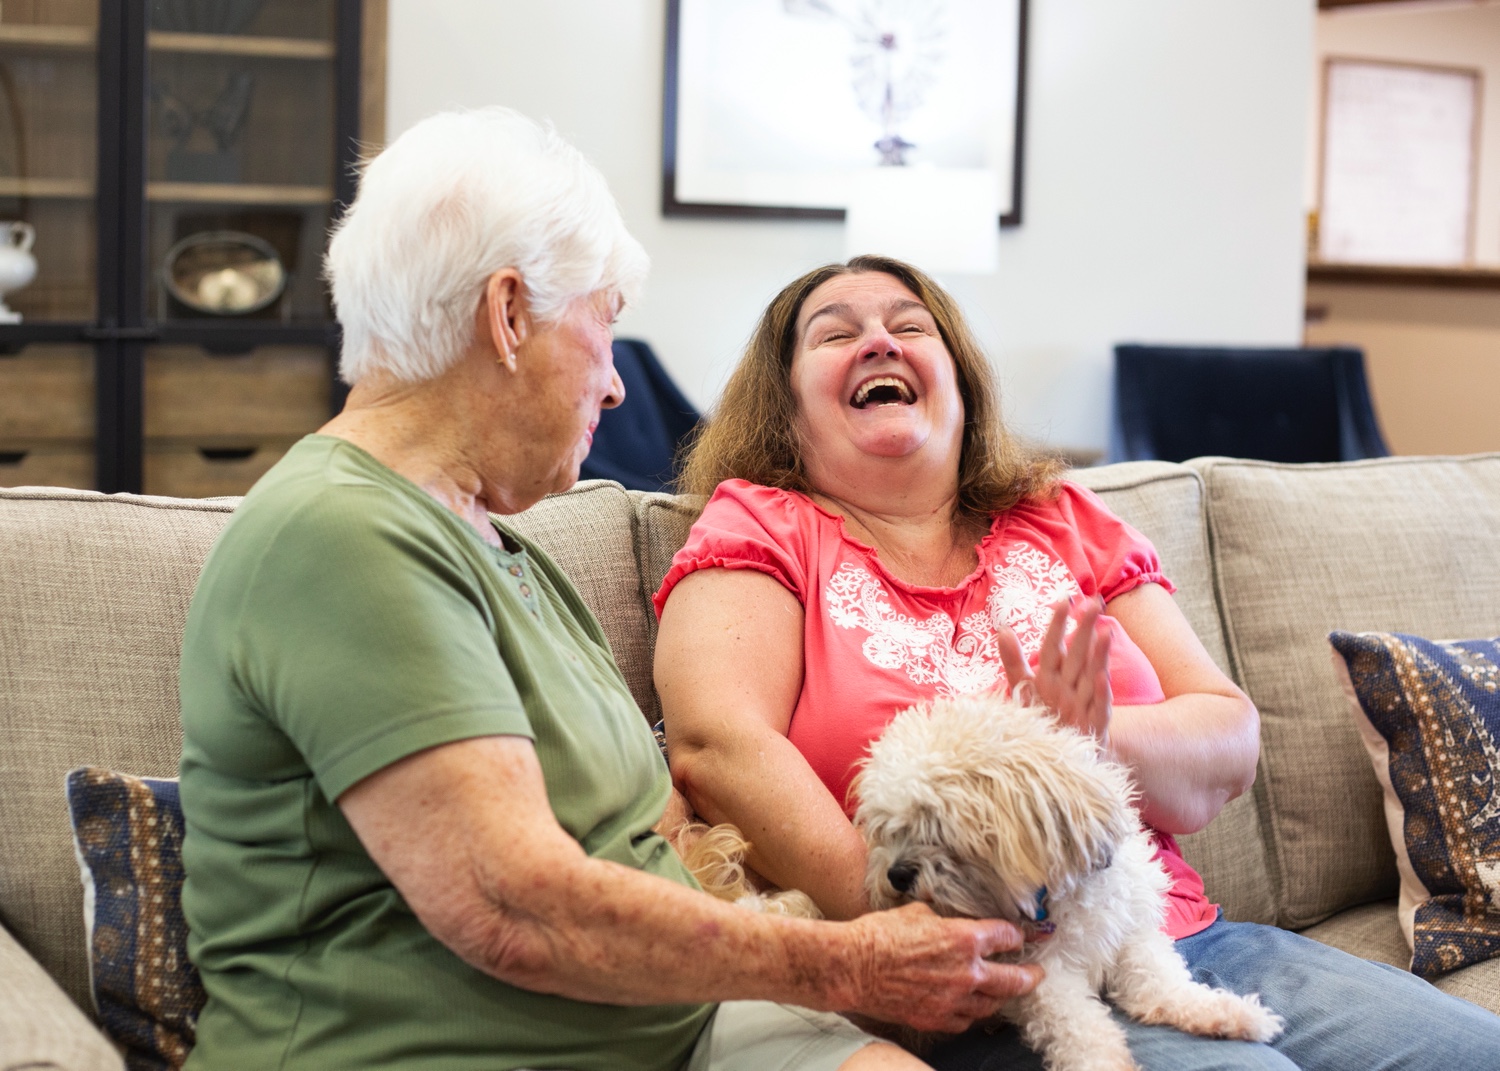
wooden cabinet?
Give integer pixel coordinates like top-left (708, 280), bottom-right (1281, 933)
top-left (0, 0), bottom-right (383, 496)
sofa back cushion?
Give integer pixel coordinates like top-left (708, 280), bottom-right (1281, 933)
top-left (635, 462), bottom-right (1276, 925)
top-left (0, 488), bottom-right (234, 1013)
top-left (506, 481), bottom-right (656, 721)
top-left (1069, 463), bottom-right (1274, 925)
top-left (0, 480), bottom-right (649, 1018)
top-left (1192, 454), bottom-right (1500, 930)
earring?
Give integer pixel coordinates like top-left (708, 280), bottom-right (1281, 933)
top-left (497, 347), bottom-right (517, 373)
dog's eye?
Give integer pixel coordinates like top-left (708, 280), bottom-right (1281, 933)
top-left (886, 862), bottom-right (919, 894)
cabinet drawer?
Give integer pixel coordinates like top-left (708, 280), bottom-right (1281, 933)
top-left (144, 439), bottom-right (295, 499)
top-left (144, 345), bottom-right (331, 439)
top-left (0, 347), bottom-right (95, 440)
top-left (0, 441), bottom-right (94, 491)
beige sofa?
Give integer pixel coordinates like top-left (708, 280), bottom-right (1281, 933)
top-left (3, 453), bottom-right (1499, 1067)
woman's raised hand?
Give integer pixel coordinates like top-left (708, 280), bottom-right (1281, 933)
top-left (996, 596), bottom-right (1114, 749)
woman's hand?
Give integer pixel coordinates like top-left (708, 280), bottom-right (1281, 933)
top-left (997, 596), bottom-right (1114, 749)
top-left (841, 904), bottom-right (1043, 1032)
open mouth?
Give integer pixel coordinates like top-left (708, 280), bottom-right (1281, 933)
top-left (850, 376), bottom-right (917, 409)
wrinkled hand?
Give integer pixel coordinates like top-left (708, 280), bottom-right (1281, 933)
top-left (840, 902), bottom-right (1043, 1033)
top-left (997, 596), bottom-right (1114, 749)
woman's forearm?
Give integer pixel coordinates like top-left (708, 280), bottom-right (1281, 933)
top-left (467, 844), bottom-right (862, 1006)
top-left (470, 847), bottom-right (1041, 1033)
top-left (340, 734), bottom-right (1039, 1031)
top-left (671, 724), bottom-right (873, 920)
top-left (1110, 692), bottom-right (1259, 835)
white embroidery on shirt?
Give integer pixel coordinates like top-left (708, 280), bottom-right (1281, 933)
top-left (825, 547), bottom-right (1081, 696)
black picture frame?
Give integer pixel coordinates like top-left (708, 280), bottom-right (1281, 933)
top-left (662, 0), bottom-right (1028, 228)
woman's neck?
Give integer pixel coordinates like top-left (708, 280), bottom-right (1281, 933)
top-left (320, 370), bottom-right (510, 547)
top-left (810, 488), bottom-right (987, 589)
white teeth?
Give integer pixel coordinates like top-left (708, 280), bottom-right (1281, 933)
top-left (851, 376), bottom-right (917, 408)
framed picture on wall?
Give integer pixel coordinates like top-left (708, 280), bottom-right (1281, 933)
top-left (662, 0), bottom-right (1028, 226)
top-left (1317, 58), bottom-right (1481, 266)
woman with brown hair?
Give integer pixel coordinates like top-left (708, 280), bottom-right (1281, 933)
top-left (652, 255), bottom-right (1500, 1070)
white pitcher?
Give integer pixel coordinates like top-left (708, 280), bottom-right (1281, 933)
top-left (0, 221), bottom-right (37, 324)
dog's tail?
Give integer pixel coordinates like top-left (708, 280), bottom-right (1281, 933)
top-left (677, 821), bottom-right (754, 900)
top-left (674, 821), bottom-right (824, 918)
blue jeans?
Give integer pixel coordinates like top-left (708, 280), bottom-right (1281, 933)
top-left (924, 918), bottom-right (1500, 1070)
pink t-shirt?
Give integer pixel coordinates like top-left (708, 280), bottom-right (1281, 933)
top-left (653, 479), bottom-right (1217, 940)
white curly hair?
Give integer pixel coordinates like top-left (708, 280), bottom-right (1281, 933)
top-left (325, 106), bottom-right (649, 385)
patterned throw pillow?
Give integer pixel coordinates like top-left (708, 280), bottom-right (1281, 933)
top-left (1329, 631), bottom-right (1500, 978)
top-left (66, 767), bottom-right (204, 1071)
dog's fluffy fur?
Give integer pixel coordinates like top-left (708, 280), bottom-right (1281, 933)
top-left (684, 694), bottom-right (1283, 1071)
top-left (676, 821), bottom-right (823, 918)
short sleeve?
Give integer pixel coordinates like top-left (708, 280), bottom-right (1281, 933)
top-left (652, 479), bottom-right (814, 617)
top-left (232, 491), bottom-right (533, 802)
top-left (1053, 482), bottom-right (1176, 602)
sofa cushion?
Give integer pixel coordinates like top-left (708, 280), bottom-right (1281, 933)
top-left (506, 480), bottom-right (655, 722)
top-left (636, 463), bottom-right (1276, 925)
top-left (0, 920), bottom-right (123, 1071)
top-left (0, 488), bottom-right (234, 1014)
top-left (67, 767), bottom-right (201, 1069)
top-left (1298, 901), bottom-right (1500, 1015)
top-left (1192, 454), bottom-right (1500, 931)
top-left (1330, 631), bottom-right (1500, 978)
top-left (1070, 462), bottom-right (1274, 927)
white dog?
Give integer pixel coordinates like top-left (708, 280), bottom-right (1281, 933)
top-left (853, 694), bottom-right (1283, 1071)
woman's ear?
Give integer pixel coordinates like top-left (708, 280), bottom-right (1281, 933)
top-left (483, 269), bottom-right (529, 373)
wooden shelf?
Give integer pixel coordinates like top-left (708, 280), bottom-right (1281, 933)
top-left (147, 32), bottom-right (335, 60)
top-left (146, 182), bottom-right (332, 206)
top-left (0, 177), bottom-right (93, 198)
top-left (1308, 261), bottom-right (1500, 291)
top-left (0, 23), bottom-right (95, 50)
top-left (9, 181), bottom-right (333, 208)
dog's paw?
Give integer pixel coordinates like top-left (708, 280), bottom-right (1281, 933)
top-left (1137, 988), bottom-right (1284, 1043)
top-left (1216, 992), bottom-right (1284, 1044)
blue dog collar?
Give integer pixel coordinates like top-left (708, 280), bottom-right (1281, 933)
top-left (1032, 886), bottom-right (1049, 922)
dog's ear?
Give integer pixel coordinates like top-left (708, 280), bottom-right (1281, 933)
top-left (1051, 759), bottom-right (1136, 876)
top-left (979, 746), bottom-right (1134, 888)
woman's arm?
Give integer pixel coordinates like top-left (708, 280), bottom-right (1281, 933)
top-left (1105, 583), bottom-right (1260, 835)
top-left (338, 733), bottom-right (1039, 1030)
top-left (654, 567), bottom-right (872, 921)
top-left (996, 586), bottom-right (1258, 836)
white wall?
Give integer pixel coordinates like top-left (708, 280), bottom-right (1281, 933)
top-left (387, 0), bottom-right (1312, 454)
top-left (1309, 1), bottom-right (1500, 267)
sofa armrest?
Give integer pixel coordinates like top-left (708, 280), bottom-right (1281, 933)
top-left (0, 921), bottom-right (123, 1071)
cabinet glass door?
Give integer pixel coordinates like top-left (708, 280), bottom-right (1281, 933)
top-left (0, 0), bottom-right (97, 322)
top-left (144, 0), bottom-right (336, 325)
top-left (0, 1), bottom-right (98, 491)
top-left (142, 0), bottom-right (340, 497)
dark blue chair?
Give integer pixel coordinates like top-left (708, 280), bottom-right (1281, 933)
top-left (1109, 344), bottom-right (1390, 464)
top-left (579, 338), bottom-right (701, 492)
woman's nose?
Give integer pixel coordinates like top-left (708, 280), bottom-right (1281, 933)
top-left (859, 328), bottom-right (901, 361)
top-left (602, 367), bottom-right (625, 410)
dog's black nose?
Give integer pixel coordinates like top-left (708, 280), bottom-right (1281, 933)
top-left (886, 862), bottom-right (918, 894)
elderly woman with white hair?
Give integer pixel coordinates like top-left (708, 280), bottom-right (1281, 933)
top-left (175, 108), bottom-right (1041, 1071)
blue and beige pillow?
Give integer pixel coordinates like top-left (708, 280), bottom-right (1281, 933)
top-left (1330, 631), bottom-right (1500, 978)
top-left (66, 767), bottom-right (204, 1071)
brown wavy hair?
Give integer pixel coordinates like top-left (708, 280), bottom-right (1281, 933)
top-left (677, 254), bottom-right (1064, 517)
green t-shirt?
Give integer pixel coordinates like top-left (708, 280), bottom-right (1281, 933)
top-left (179, 435), bottom-right (712, 1071)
